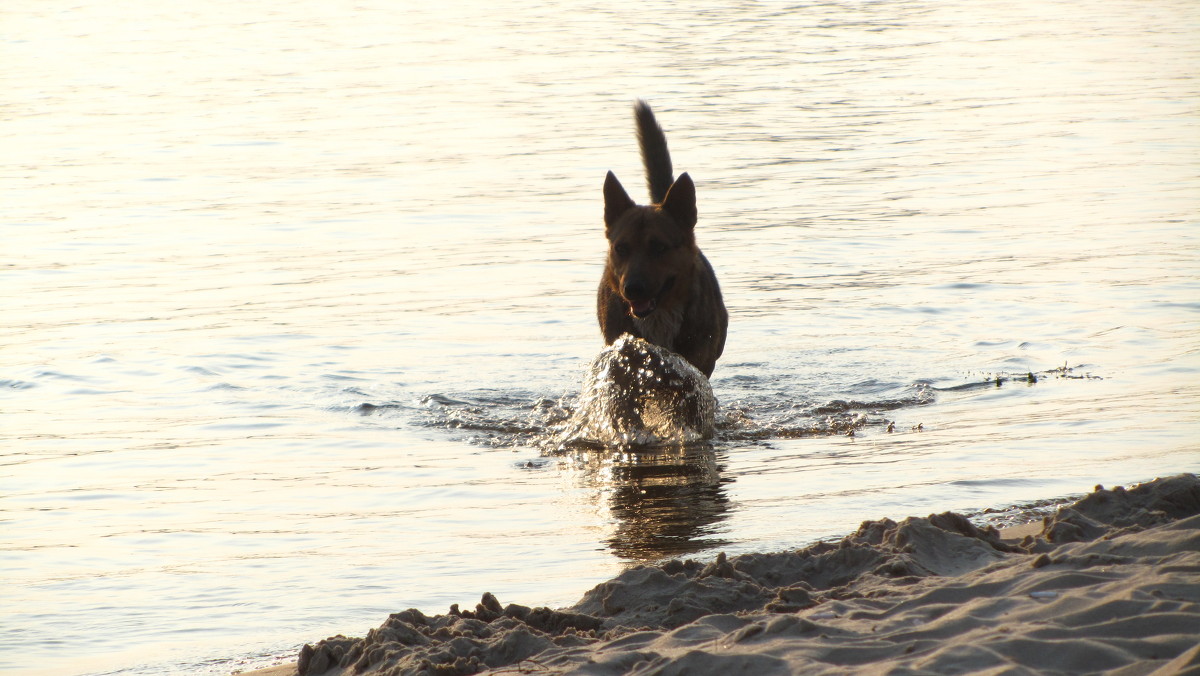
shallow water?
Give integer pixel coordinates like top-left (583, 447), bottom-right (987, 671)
top-left (2, 1), bottom-right (1198, 674)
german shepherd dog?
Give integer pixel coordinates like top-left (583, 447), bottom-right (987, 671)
top-left (598, 101), bottom-right (728, 378)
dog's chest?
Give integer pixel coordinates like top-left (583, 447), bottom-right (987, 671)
top-left (632, 305), bottom-right (684, 351)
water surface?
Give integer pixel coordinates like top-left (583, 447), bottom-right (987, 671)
top-left (2, 1), bottom-right (1198, 674)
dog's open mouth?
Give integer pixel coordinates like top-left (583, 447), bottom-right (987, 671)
top-left (629, 298), bottom-right (657, 318)
top-left (624, 277), bottom-right (674, 319)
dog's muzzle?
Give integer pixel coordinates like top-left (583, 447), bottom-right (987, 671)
top-left (623, 277), bottom-right (674, 319)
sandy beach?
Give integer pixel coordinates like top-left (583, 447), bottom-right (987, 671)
top-left (240, 474), bottom-right (1199, 676)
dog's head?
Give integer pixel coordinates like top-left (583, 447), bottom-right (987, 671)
top-left (602, 171), bottom-right (697, 319)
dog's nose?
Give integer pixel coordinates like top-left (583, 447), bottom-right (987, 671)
top-left (623, 280), bottom-right (649, 300)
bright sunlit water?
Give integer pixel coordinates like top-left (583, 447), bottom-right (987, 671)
top-left (3, 1), bottom-right (1198, 674)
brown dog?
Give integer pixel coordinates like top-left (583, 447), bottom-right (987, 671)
top-left (597, 101), bottom-right (728, 378)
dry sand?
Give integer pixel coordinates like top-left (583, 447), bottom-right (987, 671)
top-left (241, 474), bottom-right (1199, 676)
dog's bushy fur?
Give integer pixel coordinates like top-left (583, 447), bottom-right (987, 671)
top-left (597, 101), bottom-right (728, 378)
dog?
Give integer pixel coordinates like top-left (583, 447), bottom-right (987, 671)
top-left (597, 100), bottom-right (728, 378)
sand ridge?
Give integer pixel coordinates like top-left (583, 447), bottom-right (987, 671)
top-left (249, 474), bottom-right (1199, 676)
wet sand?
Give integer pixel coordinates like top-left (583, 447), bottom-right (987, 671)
top-left (240, 474), bottom-right (1199, 676)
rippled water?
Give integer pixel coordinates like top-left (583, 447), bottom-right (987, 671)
top-left (3, 1), bottom-right (1198, 674)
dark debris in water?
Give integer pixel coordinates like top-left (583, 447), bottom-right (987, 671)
top-left (936, 364), bottom-right (1105, 392)
top-left (1044, 363), bottom-right (1103, 380)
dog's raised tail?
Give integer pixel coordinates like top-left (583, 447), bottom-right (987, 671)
top-left (634, 100), bottom-right (674, 204)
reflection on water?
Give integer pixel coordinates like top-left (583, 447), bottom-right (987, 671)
top-left (3, 0), bottom-right (1198, 674)
top-left (563, 447), bottom-right (732, 562)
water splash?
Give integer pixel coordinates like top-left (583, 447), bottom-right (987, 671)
top-left (374, 361), bottom-right (1108, 451)
top-left (548, 334), bottom-right (717, 450)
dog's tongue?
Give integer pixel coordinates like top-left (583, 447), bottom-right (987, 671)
top-left (630, 299), bottom-right (655, 316)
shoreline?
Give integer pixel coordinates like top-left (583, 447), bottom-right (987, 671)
top-left (238, 475), bottom-right (1198, 676)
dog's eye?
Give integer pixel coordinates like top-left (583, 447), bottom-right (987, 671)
top-left (614, 243), bottom-right (631, 258)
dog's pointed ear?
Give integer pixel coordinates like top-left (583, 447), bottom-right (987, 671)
top-left (661, 172), bottom-right (696, 229)
top-left (604, 171), bottom-right (636, 228)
